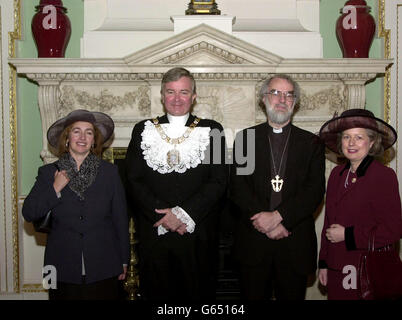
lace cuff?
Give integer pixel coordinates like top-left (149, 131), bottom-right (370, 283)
top-left (157, 206), bottom-right (196, 236)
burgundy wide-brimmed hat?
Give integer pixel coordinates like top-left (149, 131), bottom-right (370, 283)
top-left (47, 109), bottom-right (114, 148)
top-left (319, 108), bottom-right (397, 154)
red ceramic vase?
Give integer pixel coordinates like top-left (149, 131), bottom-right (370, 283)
top-left (336, 0), bottom-right (376, 58)
top-left (31, 0), bottom-right (71, 58)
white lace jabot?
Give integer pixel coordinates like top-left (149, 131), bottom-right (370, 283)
top-left (141, 115), bottom-right (211, 174)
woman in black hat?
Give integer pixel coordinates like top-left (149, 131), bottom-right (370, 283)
top-left (22, 109), bottom-right (129, 300)
top-left (317, 109), bottom-right (402, 300)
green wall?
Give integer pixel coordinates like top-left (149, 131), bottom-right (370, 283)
top-left (17, 0), bottom-right (385, 194)
top-left (320, 0), bottom-right (383, 117)
top-left (18, 0), bottom-right (83, 195)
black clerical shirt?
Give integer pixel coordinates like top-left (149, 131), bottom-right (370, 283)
top-left (267, 123), bottom-right (291, 211)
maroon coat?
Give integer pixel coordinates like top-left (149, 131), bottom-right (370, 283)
top-left (319, 156), bottom-right (402, 272)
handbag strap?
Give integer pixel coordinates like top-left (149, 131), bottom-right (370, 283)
top-left (368, 226), bottom-right (376, 252)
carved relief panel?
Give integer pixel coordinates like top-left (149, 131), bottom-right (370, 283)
top-left (59, 84), bottom-right (151, 119)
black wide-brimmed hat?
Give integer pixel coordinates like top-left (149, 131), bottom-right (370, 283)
top-left (47, 109), bottom-right (114, 148)
top-left (319, 108), bottom-right (397, 154)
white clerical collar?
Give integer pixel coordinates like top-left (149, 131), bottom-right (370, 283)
top-left (269, 122), bottom-right (291, 134)
top-left (167, 113), bottom-right (189, 126)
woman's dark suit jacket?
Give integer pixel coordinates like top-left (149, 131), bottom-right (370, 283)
top-left (319, 157), bottom-right (402, 271)
top-left (22, 160), bottom-right (129, 284)
top-left (230, 122), bottom-right (326, 276)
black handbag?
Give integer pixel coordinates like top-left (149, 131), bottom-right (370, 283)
top-left (32, 163), bottom-right (59, 233)
top-left (358, 226), bottom-right (402, 300)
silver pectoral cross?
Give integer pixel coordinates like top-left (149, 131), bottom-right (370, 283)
top-left (271, 175), bottom-right (284, 192)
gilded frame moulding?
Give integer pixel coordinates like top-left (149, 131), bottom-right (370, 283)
top-left (8, 0), bottom-right (393, 294)
top-left (0, 4), bottom-right (5, 295)
top-left (22, 283), bottom-right (46, 293)
top-left (378, 0), bottom-right (391, 123)
top-left (8, 0), bottom-right (21, 294)
top-left (103, 147), bottom-right (127, 163)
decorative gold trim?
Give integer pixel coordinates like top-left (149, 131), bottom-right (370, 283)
top-left (0, 4), bottom-right (7, 293)
top-left (124, 218), bottom-right (140, 300)
top-left (8, 0), bottom-right (22, 293)
top-left (103, 147), bottom-right (127, 163)
top-left (378, 0), bottom-right (391, 123)
top-left (396, 4), bottom-right (402, 173)
top-left (22, 284), bottom-right (46, 293)
top-left (186, 0), bottom-right (221, 15)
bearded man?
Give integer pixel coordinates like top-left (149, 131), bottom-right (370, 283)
top-left (230, 74), bottom-right (325, 300)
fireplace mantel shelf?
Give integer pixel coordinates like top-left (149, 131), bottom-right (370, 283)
top-left (10, 57), bottom-right (392, 75)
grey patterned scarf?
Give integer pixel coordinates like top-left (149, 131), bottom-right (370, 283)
top-left (58, 153), bottom-right (100, 200)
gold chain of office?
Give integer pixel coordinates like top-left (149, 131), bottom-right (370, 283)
top-left (152, 117), bottom-right (201, 167)
top-left (152, 117), bottom-right (200, 144)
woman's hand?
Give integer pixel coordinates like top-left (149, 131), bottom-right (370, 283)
top-left (318, 268), bottom-right (328, 286)
top-left (53, 170), bottom-right (70, 194)
top-left (326, 224), bottom-right (345, 243)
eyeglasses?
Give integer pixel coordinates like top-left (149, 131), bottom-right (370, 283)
top-left (264, 89), bottom-right (296, 101)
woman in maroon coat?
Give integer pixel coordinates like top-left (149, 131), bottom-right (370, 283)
top-left (318, 109), bottom-right (402, 300)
